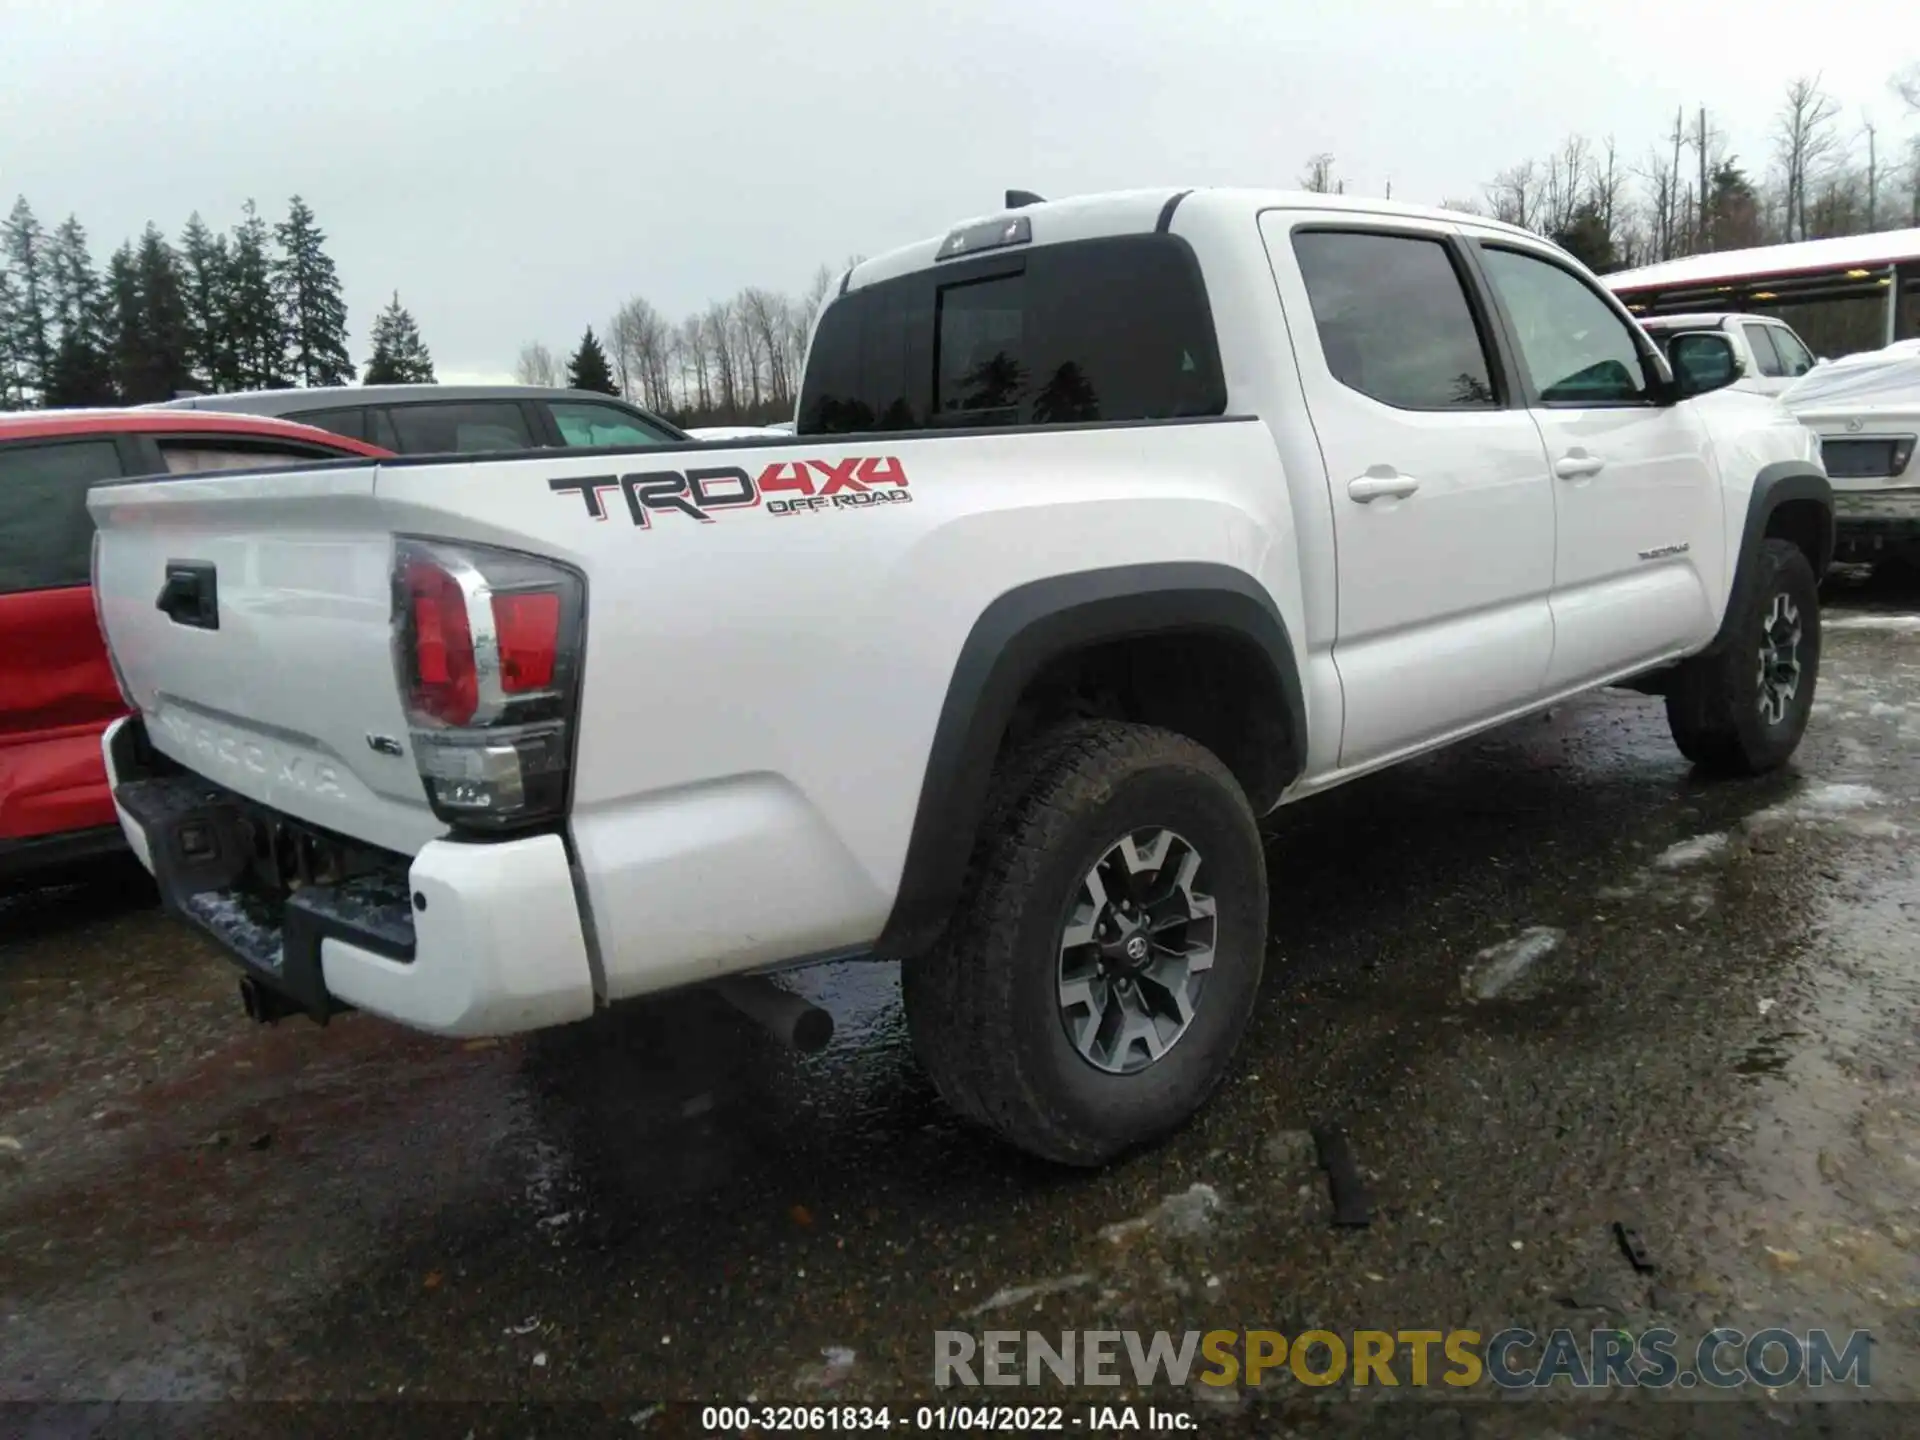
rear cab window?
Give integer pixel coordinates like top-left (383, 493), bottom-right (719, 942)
top-left (799, 235), bottom-right (1226, 434)
top-left (0, 439), bottom-right (122, 594)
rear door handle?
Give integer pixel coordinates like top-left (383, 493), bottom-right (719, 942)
top-left (156, 561), bottom-right (220, 630)
top-left (1347, 471), bottom-right (1421, 503)
top-left (1554, 453), bottom-right (1606, 480)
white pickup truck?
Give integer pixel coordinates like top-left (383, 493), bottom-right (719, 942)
top-left (90, 188), bottom-right (1833, 1165)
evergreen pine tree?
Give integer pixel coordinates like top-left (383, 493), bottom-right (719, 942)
top-left (1548, 202), bottom-right (1618, 274)
top-left (227, 201), bottom-right (288, 389)
top-left (2, 197), bottom-right (53, 404)
top-left (110, 225), bottom-right (195, 404)
top-left (179, 213), bottom-right (235, 391)
top-left (0, 268), bottom-right (22, 409)
top-left (273, 196), bottom-right (352, 387)
top-left (104, 242), bottom-right (146, 403)
top-left (362, 291), bottom-right (435, 384)
top-left (566, 327), bottom-right (617, 395)
top-left (44, 217), bottom-right (114, 407)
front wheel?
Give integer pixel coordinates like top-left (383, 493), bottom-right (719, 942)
top-left (902, 721), bottom-right (1269, 1166)
top-left (1665, 538), bottom-right (1822, 776)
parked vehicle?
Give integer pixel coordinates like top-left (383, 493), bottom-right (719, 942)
top-left (1, 410), bottom-right (391, 886)
top-left (89, 189), bottom-right (1832, 1164)
top-left (156, 384), bottom-right (688, 454)
top-left (1636, 312), bottom-right (1820, 396)
top-left (1783, 345), bottom-right (1920, 570)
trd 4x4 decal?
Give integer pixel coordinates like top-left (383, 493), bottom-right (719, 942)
top-left (549, 456), bottom-right (910, 528)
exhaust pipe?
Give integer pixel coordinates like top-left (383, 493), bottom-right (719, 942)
top-left (716, 977), bottom-right (834, 1054)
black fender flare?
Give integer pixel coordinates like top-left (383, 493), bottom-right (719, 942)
top-left (1705, 461), bottom-right (1833, 654)
top-left (874, 562), bottom-right (1306, 959)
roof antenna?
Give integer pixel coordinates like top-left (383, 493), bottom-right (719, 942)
top-left (1005, 189), bottom-right (1045, 209)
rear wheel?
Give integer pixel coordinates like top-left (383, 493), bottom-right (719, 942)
top-left (1665, 539), bottom-right (1821, 776)
top-left (902, 721), bottom-right (1268, 1165)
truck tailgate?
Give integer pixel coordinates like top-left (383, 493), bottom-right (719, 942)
top-left (89, 462), bottom-right (444, 855)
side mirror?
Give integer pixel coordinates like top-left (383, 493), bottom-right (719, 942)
top-left (1669, 331), bottom-right (1745, 399)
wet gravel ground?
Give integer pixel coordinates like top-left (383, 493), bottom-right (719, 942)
top-left (5, 569), bottom-right (1920, 1438)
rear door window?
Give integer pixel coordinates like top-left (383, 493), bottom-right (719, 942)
top-left (548, 401), bottom-right (674, 448)
top-left (800, 235), bottom-right (1226, 434)
top-left (1291, 230), bottom-right (1498, 409)
top-left (384, 402), bottom-right (535, 454)
top-left (154, 439), bottom-right (351, 474)
top-left (1768, 325), bottom-right (1816, 378)
top-left (0, 439), bottom-right (122, 594)
top-left (1742, 323), bottom-right (1786, 377)
top-left (288, 407), bottom-right (369, 442)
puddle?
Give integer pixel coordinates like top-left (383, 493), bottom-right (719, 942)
top-left (1825, 614), bottom-right (1920, 632)
top-left (1461, 927), bottom-right (1564, 1001)
top-left (1733, 1032), bottom-right (1803, 1077)
top-left (1654, 832), bottom-right (1730, 870)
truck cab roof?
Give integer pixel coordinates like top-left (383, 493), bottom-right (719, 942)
top-left (846, 187), bottom-right (1540, 291)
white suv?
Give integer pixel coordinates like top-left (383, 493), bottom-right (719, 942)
top-left (1637, 312), bottom-right (1818, 397)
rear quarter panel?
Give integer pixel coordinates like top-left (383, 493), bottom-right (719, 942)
top-left (370, 423), bottom-right (1301, 995)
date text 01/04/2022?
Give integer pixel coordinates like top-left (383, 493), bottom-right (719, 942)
top-left (700, 1403), bottom-right (1194, 1432)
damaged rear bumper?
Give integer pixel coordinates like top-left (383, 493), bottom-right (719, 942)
top-left (103, 716), bottom-right (596, 1037)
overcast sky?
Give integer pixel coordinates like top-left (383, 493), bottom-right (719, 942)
top-left (3, 0), bottom-right (1914, 382)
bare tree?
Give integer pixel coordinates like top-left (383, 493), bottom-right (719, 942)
top-left (1894, 62), bottom-right (1920, 115)
top-left (606, 295), bottom-right (672, 411)
top-left (1538, 135), bottom-right (1591, 238)
top-left (1692, 110), bottom-right (1720, 249)
top-left (739, 287), bottom-right (794, 405)
top-left (604, 303), bottom-right (637, 398)
top-left (1590, 136), bottom-right (1627, 249)
top-left (1634, 142), bottom-right (1681, 260)
top-left (729, 297), bottom-right (765, 411)
top-left (1299, 154), bottom-right (1343, 194)
top-left (783, 263), bottom-right (835, 379)
top-left (1485, 160), bottom-right (1540, 229)
top-left (1775, 75), bottom-right (1842, 241)
top-left (670, 314), bottom-right (707, 414)
top-left (1908, 136), bottom-right (1920, 225)
top-left (1863, 115), bottom-right (1879, 230)
top-left (514, 341), bottom-right (559, 388)
top-left (703, 300), bottom-right (738, 416)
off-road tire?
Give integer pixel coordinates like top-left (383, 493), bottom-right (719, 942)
top-left (901, 720), bottom-right (1268, 1165)
top-left (1665, 538), bottom-right (1821, 776)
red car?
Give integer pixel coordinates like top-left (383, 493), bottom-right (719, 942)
top-left (0, 409), bottom-right (392, 885)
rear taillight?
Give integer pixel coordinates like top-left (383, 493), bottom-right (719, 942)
top-left (1894, 437), bottom-right (1916, 478)
top-left (392, 538), bottom-right (585, 833)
